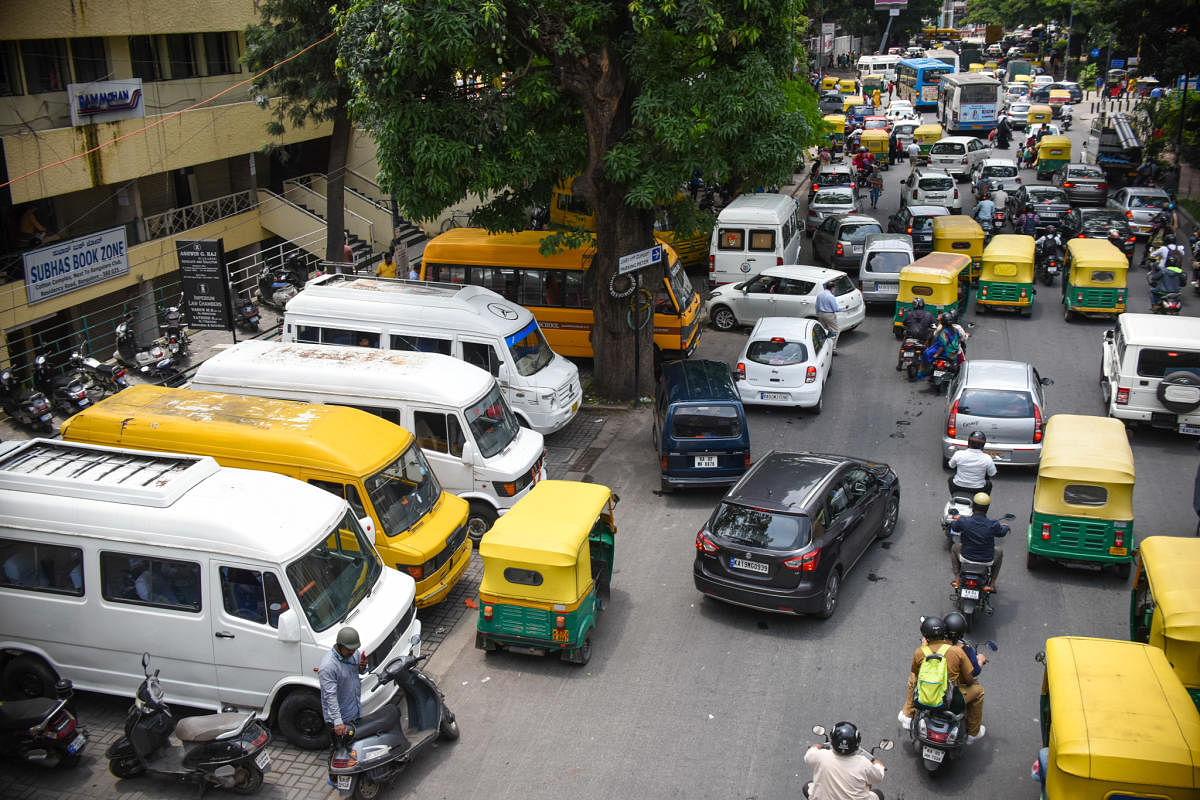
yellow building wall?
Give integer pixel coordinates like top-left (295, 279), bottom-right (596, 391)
top-left (4, 0), bottom-right (257, 39)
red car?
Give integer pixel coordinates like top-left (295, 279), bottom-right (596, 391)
top-left (863, 115), bottom-right (891, 132)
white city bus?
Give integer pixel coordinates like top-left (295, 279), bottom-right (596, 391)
top-left (924, 48), bottom-right (961, 75)
top-left (938, 72), bottom-right (1002, 134)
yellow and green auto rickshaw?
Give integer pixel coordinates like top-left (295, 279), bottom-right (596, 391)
top-left (476, 480), bottom-right (617, 665)
top-left (822, 113), bottom-right (846, 155)
top-left (1036, 135), bottom-right (1072, 180)
top-left (976, 234), bottom-right (1036, 315)
top-left (861, 129), bottom-right (891, 169)
top-left (821, 76), bottom-right (839, 92)
top-left (984, 60), bottom-right (999, 73)
top-left (1062, 237), bottom-right (1128, 321)
top-left (892, 252), bottom-right (971, 337)
top-left (914, 123), bottom-right (944, 158)
top-left (968, 62), bottom-right (984, 73)
top-left (862, 74), bottom-right (886, 96)
top-left (1032, 636), bottom-right (1200, 799)
top-left (838, 77), bottom-right (858, 95)
top-left (1131, 536), bottom-right (1200, 709)
top-left (842, 93), bottom-right (866, 114)
top-left (1047, 89), bottom-right (1071, 117)
top-left (932, 215), bottom-right (986, 281)
top-left (1028, 103), bottom-right (1053, 128)
top-left (1026, 414), bottom-right (1135, 577)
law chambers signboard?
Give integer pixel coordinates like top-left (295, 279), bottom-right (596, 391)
top-left (23, 226), bottom-right (130, 304)
top-left (176, 239), bottom-right (233, 331)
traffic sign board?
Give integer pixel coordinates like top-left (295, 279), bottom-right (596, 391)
top-left (1111, 58), bottom-right (1125, 68)
top-left (1090, 48), bottom-right (1100, 57)
top-left (618, 245), bottom-right (663, 275)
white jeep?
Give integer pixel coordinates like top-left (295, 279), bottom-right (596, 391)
top-left (1100, 314), bottom-right (1200, 433)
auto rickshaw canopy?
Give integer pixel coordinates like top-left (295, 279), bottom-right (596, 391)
top-left (1066, 237), bottom-right (1129, 286)
top-left (1014, 74), bottom-right (1033, 85)
top-left (860, 128), bottom-right (890, 152)
top-left (933, 215), bottom-right (985, 246)
top-left (842, 94), bottom-right (865, 113)
top-left (1139, 536), bottom-right (1200, 644)
top-left (821, 76), bottom-right (839, 91)
top-left (896, 253), bottom-right (971, 306)
top-left (479, 480), bottom-right (616, 603)
top-left (968, 63), bottom-right (984, 72)
top-left (838, 78), bottom-right (858, 95)
top-left (1036, 135), bottom-right (1072, 160)
top-left (1048, 89), bottom-right (1071, 105)
top-left (1043, 636), bottom-right (1200, 788)
top-left (914, 123), bottom-right (943, 143)
top-left (1034, 414), bottom-right (1134, 519)
top-left (981, 234), bottom-right (1035, 281)
top-left (1028, 103), bottom-right (1053, 123)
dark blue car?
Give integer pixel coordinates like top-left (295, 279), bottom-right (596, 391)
top-left (653, 360), bottom-right (750, 493)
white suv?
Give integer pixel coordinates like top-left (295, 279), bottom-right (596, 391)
top-left (1100, 314), bottom-right (1200, 434)
top-left (903, 167), bottom-right (961, 213)
top-left (928, 136), bottom-right (991, 181)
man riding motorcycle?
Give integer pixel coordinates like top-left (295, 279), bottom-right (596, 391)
top-left (898, 297), bottom-right (936, 376)
top-left (804, 721), bottom-right (886, 800)
top-left (1148, 235), bottom-right (1187, 311)
top-left (948, 431), bottom-right (996, 497)
top-left (897, 616), bottom-right (985, 744)
top-left (950, 491), bottom-right (1009, 591)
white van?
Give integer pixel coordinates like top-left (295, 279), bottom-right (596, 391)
top-left (190, 340), bottom-right (547, 539)
top-left (0, 438), bottom-right (420, 751)
top-left (282, 274), bottom-right (581, 435)
top-left (708, 194), bottom-right (804, 287)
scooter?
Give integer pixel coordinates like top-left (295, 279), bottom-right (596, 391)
top-left (162, 295), bottom-right (190, 361)
top-left (234, 296), bottom-right (261, 332)
top-left (32, 353), bottom-right (92, 417)
top-left (928, 355), bottom-right (959, 393)
top-left (69, 351), bottom-right (130, 397)
top-left (803, 724), bottom-right (893, 799)
top-left (328, 647), bottom-right (458, 799)
top-left (106, 653), bottom-right (271, 794)
top-left (114, 315), bottom-right (180, 385)
top-left (897, 336), bottom-right (925, 381)
top-left (1035, 241), bottom-right (1061, 286)
top-left (1152, 290), bottom-right (1183, 315)
top-left (0, 677), bottom-right (88, 769)
top-left (0, 369), bottom-right (55, 433)
top-left (949, 512), bottom-right (1017, 631)
top-left (257, 257), bottom-right (307, 311)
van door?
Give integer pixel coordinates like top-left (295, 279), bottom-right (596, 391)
top-left (413, 409), bottom-right (474, 494)
top-left (210, 563), bottom-right (301, 710)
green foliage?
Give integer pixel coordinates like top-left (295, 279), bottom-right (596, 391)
top-left (244, 0), bottom-right (346, 129)
top-left (1079, 62), bottom-right (1098, 87)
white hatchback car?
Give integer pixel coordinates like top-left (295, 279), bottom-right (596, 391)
top-left (928, 136), bottom-right (992, 181)
top-left (708, 265), bottom-right (866, 333)
top-left (733, 317), bottom-right (833, 413)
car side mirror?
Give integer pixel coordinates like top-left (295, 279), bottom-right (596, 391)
top-left (1103, 329), bottom-right (1114, 342)
top-left (812, 725), bottom-right (827, 736)
top-left (358, 516), bottom-right (375, 537)
top-left (1040, 377), bottom-right (1054, 386)
top-left (1035, 650), bottom-right (1046, 664)
top-left (276, 609), bottom-right (301, 643)
top-left (459, 439), bottom-right (477, 464)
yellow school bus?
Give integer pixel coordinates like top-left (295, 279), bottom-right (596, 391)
top-left (422, 229), bottom-right (702, 359)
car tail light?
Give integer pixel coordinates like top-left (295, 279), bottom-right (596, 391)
top-left (744, 453), bottom-right (751, 469)
top-left (1016, 176), bottom-right (1022, 183)
top-left (1033, 405), bottom-right (1043, 443)
top-left (1125, 210), bottom-right (1133, 219)
top-left (953, 188), bottom-right (959, 200)
top-left (805, 366), bottom-right (817, 383)
top-left (661, 455), bottom-right (668, 470)
top-left (961, 156), bottom-right (968, 165)
top-left (783, 549), bottom-right (821, 571)
top-left (331, 753), bottom-right (358, 769)
top-left (812, 184), bottom-right (820, 192)
top-left (709, 255), bottom-right (715, 273)
top-left (1062, 182), bottom-right (1074, 188)
top-left (912, 189), bottom-right (918, 200)
top-left (695, 530), bottom-right (719, 554)
top-left (947, 399), bottom-right (959, 438)
top-left (1041, 522), bottom-right (1052, 540)
top-left (1127, 236), bottom-right (1136, 243)
top-left (836, 242), bottom-right (844, 256)
top-left (483, 604), bottom-right (493, 620)
top-left (1097, 183), bottom-right (1107, 190)
top-left (734, 362), bottom-right (746, 380)
top-left (906, 226), bottom-right (913, 234)
top-left (1115, 387), bottom-right (1130, 405)
top-left (1077, 233), bottom-right (1084, 238)
top-left (777, 256), bottom-right (784, 266)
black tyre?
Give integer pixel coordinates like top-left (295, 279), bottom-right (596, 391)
top-left (57, 753), bottom-right (82, 769)
top-left (907, 362), bottom-right (919, 381)
top-left (564, 634), bottom-right (592, 666)
top-left (1156, 371), bottom-right (1200, 414)
top-left (276, 690), bottom-right (327, 750)
top-left (711, 306), bottom-right (738, 331)
top-left (439, 708), bottom-right (460, 741)
top-left (878, 491), bottom-right (900, 539)
top-left (109, 757), bottom-right (145, 779)
top-left (1111, 561), bottom-right (1132, 580)
top-left (1063, 304), bottom-right (1074, 322)
top-left (1026, 550), bottom-right (1041, 570)
top-left (962, 609), bottom-right (975, 632)
top-left (467, 502), bottom-right (498, 544)
top-left (231, 765), bottom-right (264, 795)
top-left (354, 776), bottom-right (385, 800)
top-left (816, 569), bottom-right (841, 620)
top-left (3, 654), bottom-right (58, 699)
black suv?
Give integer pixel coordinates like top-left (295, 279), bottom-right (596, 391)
top-left (693, 451), bottom-right (900, 619)
top-left (1007, 185), bottom-right (1071, 234)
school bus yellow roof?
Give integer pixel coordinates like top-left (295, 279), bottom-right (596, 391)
top-left (932, 215), bottom-right (985, 240)
top-left (983, 233), bottom-right (1035, 262)
top-left (1066, 237), bottom-right (1129, 271)
top-left (1140, 536), bottom-right (1200, 641)
top-left (1038, 414), bottom-right (1134, 484)
top-left (62, 384), bottom-right (411, 475)
top-left (479, 480), bottom-right (612, 565)
top-left (425, 228), bottom-right (680, 271)
top-left (900, 252), bottom-right (971, 284)
top-left (1045, 637), bottom-right (1200, 786)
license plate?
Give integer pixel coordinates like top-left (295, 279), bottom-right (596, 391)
top-left (337, 775), bottom-right (352, 790)
top-left (852, 245), bottom-right (863, 254)
top-left (695, 455), bottom-right (718, 468)
top-left (67, 733), bottom-right (86, 755)
top-left (984, 449), bottom-right (1002, 458)
top-left (922, 746), bottom-right (945, 763)
top-left (255, 750), bottom-right (270, 771)
top-left (960, 588), bottom-right (980, 600)
top-left (933, 370), bottom-right (945, 377)
top-left (1180, 423), bottom-right (1200, 435)
top-left (730, 557), bottom-right (770, 575)
top-left (760, 392), bottom-right (790, 401)
top-left (875, 282), bottom-right (897, 291)
top-left (551, 629), bottom-right (570, 642)
top-left (1109, 546), bottom-right (1128, 557)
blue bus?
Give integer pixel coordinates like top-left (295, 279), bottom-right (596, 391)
top-left (896, 58), bottom-right (953, 111)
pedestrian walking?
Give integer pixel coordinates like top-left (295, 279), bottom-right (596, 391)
top-left (816, 280), bottom-right (845, 354)
top-left (869, 170), bottom-right (884, 210)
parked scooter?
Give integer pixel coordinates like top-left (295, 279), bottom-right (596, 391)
top-left (114, 315), bottom-right (180, 384)
top-left (328, 646), bottom-right (458, 799)
top-left (0, 368), bottom-right (54, 433)
top-left (69, 351), bottom-right (130, 397)
top-left (32, 353), bottom-right (92, 417)
top-left (802, 723), bottom-right (893, 799)
top-left (234, 296), bottom-right (261, 333)
top-left (0, 678), bottom-right (88, 769)
top-left (106, 653), bottom-right (271, 793)
top-left (257, 257), bottom-right (307, 311)
top-left (162, 295), bottom-right (190, 361)
top-left (949, 512), bottom-right (1016, 630)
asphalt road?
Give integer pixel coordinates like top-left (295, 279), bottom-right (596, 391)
top-left (381, 102), bottom-right (1200, 800)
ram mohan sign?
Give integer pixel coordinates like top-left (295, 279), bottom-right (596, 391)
top-left (68, 79), bottom-right (145, 127)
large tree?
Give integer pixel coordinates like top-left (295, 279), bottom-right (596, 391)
top-left (245, 0), bottom-right (351, 267)
top-left (338, 0), bottom-right (820, 400)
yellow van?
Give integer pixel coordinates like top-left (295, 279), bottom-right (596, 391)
top-left (62, 385), bottom-right (472, 608)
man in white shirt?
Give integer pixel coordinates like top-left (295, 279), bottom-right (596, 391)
top-left (803, 722), bottom-right (886, 800)
top-left (948, 431), bottom-right (997, 496)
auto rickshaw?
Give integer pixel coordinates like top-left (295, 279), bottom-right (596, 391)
top-left (984, 60), bottom-right (999, 72)
top-left (1035, 135), bottom-right (1072, 180)
top-left (1062, 237), bottom-right (1128, 321)
top-left (862, 74), bottom-right (886, 96)
top-left (932, 215), bottom-right (986, 281)
top-left (968, 62), bottom-right (984, 73)
top-left (1026, 414), bottom-right (1135, 576)
top-left (1032, 636), bottom-right (1200, 799)
top-left (822, 113), bottom-right (846, 156)
top-left (1027, 104), bottom-right (1053, 128)
top-left (1133, 76), bottom-right (1160, 98)
top-left (838, 77), bottom-right (858, 95)
top-left (892, 252), bottom-right (972, 338)
top-left (861, 129), bottom-right (891, 169)
top-left (914, 123), bottom-right (944, 158)
top-left (1047, 89), bottom-right (1071, 116)
top-left (821, 76), bottom-right (839, 92)
top-left (976, 234), bottom-right (1036, 315)
top-left (1131, 536), bottom-right (1200, 709)
top-left (1014, 74), bottom-right (1033, 87)
top-left (476, 480), bottom-right (618, 665)
top-left (842, 93), bottom-right (865, 114)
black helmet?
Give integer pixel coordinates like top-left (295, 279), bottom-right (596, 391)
top-left (830, 721), bottom-right (861, 755)
top-left (944, 611), bottom-right (967, 642)
top-left (939, 311), bottom-right (956, 327)
top-left (912, 297), bottom-right (926, 310)
top-left (921, 615), bottom-right (947, 641)
top-left (968, 430), bottom-right (987, 449)
top-left (1165, 233), bottom-right (1177, 245)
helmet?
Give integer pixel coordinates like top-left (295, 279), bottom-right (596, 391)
top-left (921, 616), bottom-right (947, 641)
top-left (968, 430), bottom-right (987, 449)
top-left (972, 492), bottom-right (992, 510)
top-left (859, 146), bottom-right (867, 153)
top-left (912, 297), bottom-right (925, 310)
top-left (939, 311), bottom-right (956, 327)
top-left (943, 611), bottom-right (967, 642)
top-left (830, 721), bottom-right (861, 755)
top-left (1165, 233), bottom-right (1177, 245)
top-left (336, 626), bottom-right (361, 650)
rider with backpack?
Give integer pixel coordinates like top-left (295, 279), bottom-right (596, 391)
top-left (1148, 237), bottom-right (1187, 311)
top-left (897, 616), bottom-right (986, 744)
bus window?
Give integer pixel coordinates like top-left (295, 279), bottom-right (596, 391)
top-left (562, 271), bottom-right (588, 308)
top-left (520, 269), bottom-right (545, 306)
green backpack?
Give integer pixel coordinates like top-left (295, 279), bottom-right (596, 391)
top-left (915, 644), bottom-right (952, 708)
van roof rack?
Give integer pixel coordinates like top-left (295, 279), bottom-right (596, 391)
top-left (307, 273), bottom-right (467, 296)
top-left (0, 439), bottom-right (218, 508)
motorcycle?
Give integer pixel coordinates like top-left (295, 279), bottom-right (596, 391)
top-left (897, 336), bottom-right (925, 381)
top-left (928, 355), bottom-right (959, 393)
top-left (1061, 115), bottom-right (1072, 131)
top-left (803, 724), bottom-right (893, 799)
top-left (257, 257), bottom-right (307, 311)
top-left (949, 512), bottom-right (1017, 630)
top-left (1152, 290), bottom-right (1183, 315)
top-left (106, 653), bottom-right (271, 793)
top-left (0, 677), bottom-right (88, 769)
top-left (69, 351), bottom-right (130, 397)
top-left (234, 296), bottom-right (261, 333)
top-left (32, 353), bottom-right (92, 418)
top-left (114, 315), bottom-right (181, 385)
top-left (328, 646), bottom-right (458, 799)
top-left (1035, 242), bottom-right (1061, 286)
top-left (0, 368), bottom-right (54, 433)
top-left (993, 209), bottom-right (1006, 231)
top-left (162, 295), bottom-right (190, 361)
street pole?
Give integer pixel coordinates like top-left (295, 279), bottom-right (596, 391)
top-left (1103, 33), bottom-right (1112, 104)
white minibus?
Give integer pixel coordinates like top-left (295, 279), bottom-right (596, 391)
top-left (857, 55), bottom-right (900, 82)
top-left (708, 194), bottom-right (804, 287)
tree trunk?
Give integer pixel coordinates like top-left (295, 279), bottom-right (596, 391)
top-left (325, 95), bottom-right (351, 268)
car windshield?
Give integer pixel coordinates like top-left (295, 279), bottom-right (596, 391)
top-left (710, 502), bottom-right (809, 550)
top-left (671, 405), bottom-right (742, 439)
top-left (1129, 194), bottom-right (1169, 209)
top-left (1080, 213), bottom-right (1129, 235)
top-left (506, 320), bottom-right (555, 376)
top-left (919, 176), bottom-right (954, 191)
top-left (958, 388), bottom-right (1034, 418)
top-left (747, 338), bottom-right (809, 366)
top-left (667, 261), bottom-right (697, 312)
top-left (866, 251), bottom-right (911, 273)
top-left (286, 511), bottom-right (383, 632)
top-left (364, 443), bottom-right (443, 537)
top-left (930, 143), bottom-right (964, 155)
top-left (1030, 188), bottom-right (1067, 203)
top-left (914, 216), bottom-right (939, 232)
top-left (983, 165), bottom-right (1018, 178)
top-left (840, 223), bottom-right (882, 243)
top-left (814, 190), bottom-right (854, 205)
top-left (865, 118), bottom-right (888, 129)
top-left (465, 384), bottom-right (520, 459)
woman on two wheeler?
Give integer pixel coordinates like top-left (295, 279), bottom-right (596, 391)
top-left (920, 312), bottom-right (967, 379)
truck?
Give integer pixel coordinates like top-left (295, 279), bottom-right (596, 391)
top-left (1084, 111), bottom-right (1143, 185)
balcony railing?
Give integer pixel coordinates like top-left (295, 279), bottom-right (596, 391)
top-left (144, 189), bottom-right (256, 240)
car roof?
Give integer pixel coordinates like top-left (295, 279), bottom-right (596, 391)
top-left (747, 316), bottom-right (818, 341)
top-left (818, 163), bottom-right (852, 174)
top-left (936, 136), bottom-right (977, 144)
top-left (833, 214), bottom-right (880, 227)
top-left (727, 451), bottom-right (849, 512)
top-left (1125, 187), bottom-right (1171, 198)
top-left (961, 359), bottom-right (1035, 390)
top-left (864, 232), bottom-right (914, 251)
top-left (660, 359), bottom-right (740, 404)
top-left (905, 205), bottom-right (951, 216)
top-left (767, 265), bottom-right (848, 283)
top-left (979, 158), bottom-right (1018, 167)
top-left (1117, 313), bottom-right (1200, 348)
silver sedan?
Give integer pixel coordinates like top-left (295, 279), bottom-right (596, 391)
top-left (805, 188), bottom-right (860, 235)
